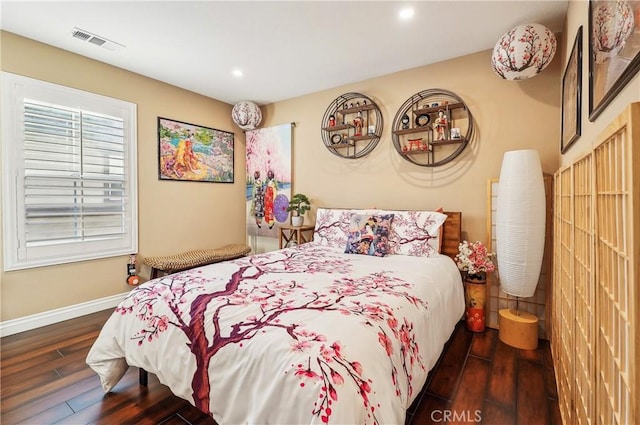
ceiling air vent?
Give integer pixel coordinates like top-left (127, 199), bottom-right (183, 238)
top-left (71, 27), bottom-right (124, 52)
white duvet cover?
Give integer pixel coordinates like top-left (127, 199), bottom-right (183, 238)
top-left (86, 242), bottom-right (464, 424)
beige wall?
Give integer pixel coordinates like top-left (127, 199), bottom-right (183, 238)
top-left (1, 26), bottom-right (565, 323)
top-left (0, 32), bottom-right (247, 321)
top-left (262, 48), bottom-right (561, 246)
top-left (560, 1), bottom-right (640, 166)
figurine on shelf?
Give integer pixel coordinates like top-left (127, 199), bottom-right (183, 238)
top-left (451, 127), bottom-right (461, 139)
top-left (353, 114), bottom-right (363, 137)
top-left (433, 109), bottom-right (448, 140)
top-left (328, 115), bottom-right (336, 127)
top-left (401, 114), bottom-right (410, 130)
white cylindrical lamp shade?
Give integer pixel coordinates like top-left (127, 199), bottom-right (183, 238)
top-left (496, 149), bottom-right (546, 298)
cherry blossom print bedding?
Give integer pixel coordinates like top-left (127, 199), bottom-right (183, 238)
top-left (86, 242), bottom-right (463, 424)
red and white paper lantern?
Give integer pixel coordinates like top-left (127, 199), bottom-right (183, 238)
top-left (592, 0), bottom-right (634, 64)
top-left (232, 101), bottom-right (262, 130)
top-left (491, 23), bottom-right (557, 80)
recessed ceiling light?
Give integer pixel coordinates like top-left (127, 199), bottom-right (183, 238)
top-left (232, 69), bottom-right (243, 78)
top-left (398, 7), bottom-right (414, 20)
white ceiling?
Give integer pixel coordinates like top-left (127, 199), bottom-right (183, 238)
top-left (0, 1), bottom-right (568, 105)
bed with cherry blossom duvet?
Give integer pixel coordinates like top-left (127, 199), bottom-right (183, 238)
top-left (86, 242), bottom-right (464, 424)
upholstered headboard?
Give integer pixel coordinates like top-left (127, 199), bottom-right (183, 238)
top-left (441, 211), bottom-right (462, 261)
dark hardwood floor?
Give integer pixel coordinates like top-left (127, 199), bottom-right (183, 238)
top-left (1, 309), bottom-right (561, 425)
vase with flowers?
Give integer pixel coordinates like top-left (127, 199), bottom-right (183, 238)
top-left (455, 240), bottom-right (495, 332)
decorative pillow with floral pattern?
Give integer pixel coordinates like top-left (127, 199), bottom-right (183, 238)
top-left (376, 210), bottom-right (448, 257)
top-left (344, 214), bottom-right (395, 257)
top-left (313, 208), bottom-right (376, 249)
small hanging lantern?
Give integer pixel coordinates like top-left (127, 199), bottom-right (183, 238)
top-left (491, 23), bottom-right (557, 80)
top-left (232, 101), bottom-right (262, 130)
top-left (592, 0), bottom-right (634, 64)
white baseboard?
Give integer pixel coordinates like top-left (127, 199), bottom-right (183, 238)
top-left (0, 292), bottom-right (128, 337)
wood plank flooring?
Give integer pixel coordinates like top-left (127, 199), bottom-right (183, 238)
top-left (1, 309), bottom-right (560, 424)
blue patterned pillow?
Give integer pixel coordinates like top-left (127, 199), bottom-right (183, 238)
top-left (344, 214), bottom-right (395, 257)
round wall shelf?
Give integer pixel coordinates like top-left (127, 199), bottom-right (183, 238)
top-left (392, 89), bottom-right (474, 167)
top-left (321, 92), bottom-right (383, 159)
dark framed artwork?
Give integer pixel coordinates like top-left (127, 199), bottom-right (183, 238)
top-left (589, 0), bottom-right (640, 121)
top-left (158, 117), bottom-right (234, 183)
top-left (562, 26), bottom-right (583, 154)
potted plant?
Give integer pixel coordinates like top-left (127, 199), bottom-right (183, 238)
top-left (287, 193), bottom-right (311, 227)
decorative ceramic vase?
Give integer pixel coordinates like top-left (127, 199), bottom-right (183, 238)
top-left (291, 216), bottom-right (304, 227)
top-left (464, 273), bottom-right (487, 332)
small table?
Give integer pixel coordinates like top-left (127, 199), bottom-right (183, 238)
top-left (278, 224), bottom-right (315, 249)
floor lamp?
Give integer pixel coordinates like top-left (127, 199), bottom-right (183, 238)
top-left (495, 149), bottom-right (546, 350)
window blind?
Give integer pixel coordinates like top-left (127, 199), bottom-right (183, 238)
top-left (2, 71), bottom-right (137, 271)
top-left (23, 101), bottom-right (128, 247)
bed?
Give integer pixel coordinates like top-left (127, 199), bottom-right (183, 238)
top-left (86, 209), bottom-right (464, 424)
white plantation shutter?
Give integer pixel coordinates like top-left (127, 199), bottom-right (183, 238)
top-left (2, 72), bottom-right (137, 270)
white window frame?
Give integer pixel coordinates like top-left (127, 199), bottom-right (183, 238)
top-left (1, 72), bottom-right (138, 271)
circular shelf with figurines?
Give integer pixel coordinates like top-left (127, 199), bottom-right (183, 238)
top-left (392, 88), bottom-right (474, 167)
top-left (321, 92), bottom-right (383, 159)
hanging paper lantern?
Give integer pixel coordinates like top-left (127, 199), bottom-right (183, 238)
top-left (592, 0), bottom-right (634, 64)
top-left (491, 23), bottom-right (557, 80)
top-left (232, 101), bottom-right (262, 130)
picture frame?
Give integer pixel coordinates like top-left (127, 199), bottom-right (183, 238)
top-left (589, 0), bottom-right (640, 121)
top-left (158, 117), bottom-right (234, 183)
top-left (561, 26), bottom-right (583, 154)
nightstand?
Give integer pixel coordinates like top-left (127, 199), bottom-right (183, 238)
top-left (278, 224), bottom-right (315, 249)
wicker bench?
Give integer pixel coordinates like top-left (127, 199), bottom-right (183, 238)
top-left (143, 243), bottom-right (251, 279)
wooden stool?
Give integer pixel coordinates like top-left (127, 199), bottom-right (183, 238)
top-left (498, 308), bottom-right (538, 350)
top-left (143, 244), bottom-right (251, 279)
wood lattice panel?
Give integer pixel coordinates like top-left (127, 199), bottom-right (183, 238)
top-left (552, 103), bottom-right (638, 425)
top-left (572, 155), bottom-right (594, 425)
top-left (555, 166), bottom-right (575, 425)
top-left (594, 130), bottom-right (634, 425)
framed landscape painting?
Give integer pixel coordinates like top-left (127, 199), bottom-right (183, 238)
top-left (158, 117), bottom-right (234, 183)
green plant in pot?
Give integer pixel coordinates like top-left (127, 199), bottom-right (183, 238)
top-left (287, 193), bottom-right (311, 227)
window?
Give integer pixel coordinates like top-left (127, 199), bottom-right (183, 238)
top-left (1, 72), bottom-right (138, 271)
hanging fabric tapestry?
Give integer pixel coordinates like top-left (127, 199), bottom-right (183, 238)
top-left (245, 124), bottom-right (292, 253)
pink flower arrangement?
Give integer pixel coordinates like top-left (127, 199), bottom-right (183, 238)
top-left (455, 240), bottom-right (495, 278)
